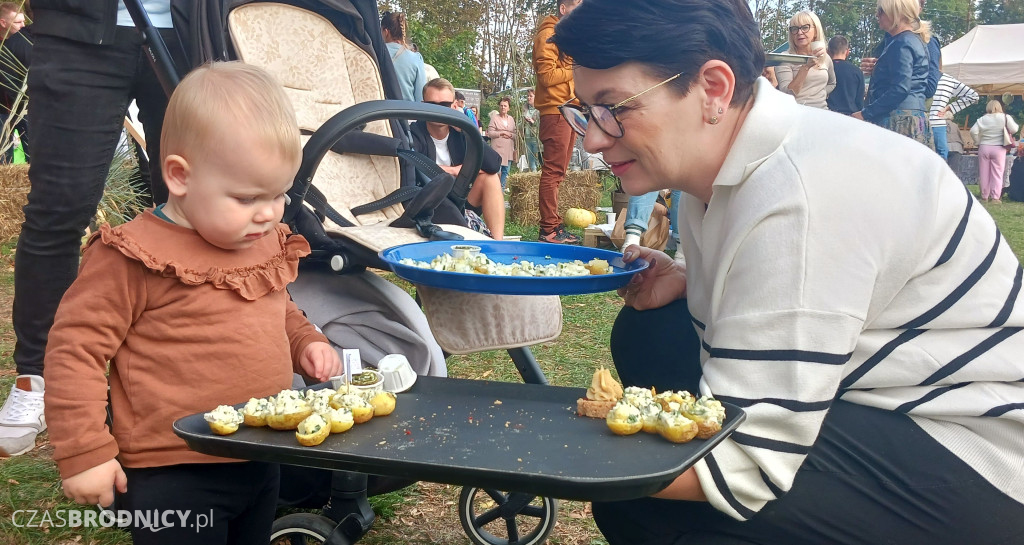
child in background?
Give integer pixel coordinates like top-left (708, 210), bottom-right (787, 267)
top-left (43, 62), bottom-right (341, 545)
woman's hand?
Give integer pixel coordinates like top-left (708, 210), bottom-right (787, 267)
top-left (299, 342), bottom-right (342, 383)
top-left (617, 245), bottom-right (686, 311)
top-left (851, 111), bottom-right (864, 120)
top-left (62, 459), bottom-right (127, 507)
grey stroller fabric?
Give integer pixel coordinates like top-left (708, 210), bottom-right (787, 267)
top-left (288, 267), bottom-right (447, 377)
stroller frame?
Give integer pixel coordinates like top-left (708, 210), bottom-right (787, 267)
top-left (126, 1), bottom-right (561, 543)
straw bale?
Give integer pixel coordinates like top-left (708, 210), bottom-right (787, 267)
top-left (507, 170), bottom-right (602, 226)
top-left (0, 164), bottom-right (29, 243)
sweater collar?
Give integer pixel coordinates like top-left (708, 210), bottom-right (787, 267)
top-left (711, 77), bottom-right (798, 189)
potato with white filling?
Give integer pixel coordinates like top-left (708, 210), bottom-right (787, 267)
top-left (205, 405), bottom-right (243, 435)
top-left (656, 411), bottom-right (699, 443)
top-left (331, 392), bottom-right (374, 423)
top-left (267, 396), bottom-right (313, 430)
top-left (682, 396), bottom-right (726, 439)
top-left (605, 401), bottom-right (643, 436)
top-left (368, 391), bottom-right (397, 416)
top-left (329, 407), bottom-right (355, 433)
top-left (242, 397), bottom-right (271, 427)
top-left (295, 413), bottom-right (330, 446)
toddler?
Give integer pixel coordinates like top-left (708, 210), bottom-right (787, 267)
top-left (43, 62), bottom-right (341, 545)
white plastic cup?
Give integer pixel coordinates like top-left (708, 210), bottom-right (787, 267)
top-left (606, 212), bottom-right (616, 225)
top-left (378, 354), bottom-right (417, 392)
top-left (810, 41), bottom-right (827, 67)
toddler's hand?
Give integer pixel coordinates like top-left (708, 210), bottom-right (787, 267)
top-left (300, 342), bottom-right (341, 383)
top-left (62, 458), bottom-right (127, 507)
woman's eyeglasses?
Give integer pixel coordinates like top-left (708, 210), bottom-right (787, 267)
top-left (558, 73), bottom-right (682, 138)
top-left (788, 23), bottom-right (813, 35)
top-left (424, 100), bottom-right (455, 108)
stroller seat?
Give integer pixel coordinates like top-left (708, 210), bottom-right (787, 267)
top-left (228, 1), bottom-right (563, 357)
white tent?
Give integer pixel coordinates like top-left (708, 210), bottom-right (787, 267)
top-left (942, 23), bottom-right (1024, 95)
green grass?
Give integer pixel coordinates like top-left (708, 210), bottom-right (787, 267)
top-left (0, 186), bottom-right (1021, 544)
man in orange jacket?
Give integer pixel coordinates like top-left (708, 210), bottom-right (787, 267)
top-left (532, 0), bottom-right (582, 244)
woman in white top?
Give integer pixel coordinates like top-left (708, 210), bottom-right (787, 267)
top-left (773, 11), bottom-right (836, 109)
top-left (554, 0), bottom-right (1024, 542)
top-left (970, 100), bottom-right (1019, 202)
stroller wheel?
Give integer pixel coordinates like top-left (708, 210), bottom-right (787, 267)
top-left (458, 486), bottom-right (558, 545)
top-left (269, 513), bottom-right (337, 544)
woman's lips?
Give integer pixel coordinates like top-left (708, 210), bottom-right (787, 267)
top-left (608, 160), bottom-right (635, 177)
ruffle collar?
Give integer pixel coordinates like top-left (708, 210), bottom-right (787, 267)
top-left (96, 211), bottom-right (311, 300)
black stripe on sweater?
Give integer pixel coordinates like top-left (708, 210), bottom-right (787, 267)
top-left (920, 327), bottom-right (1023, 386)
top-left (895, 382), bottom-right (971, 413)
top-left (730, 431), bottom-right (811, 455)
top-left (988, 265), bottom-right (1022, 328)
top-left (983, 403), bottom-right (1024, 417)
top-left (708, 347), bottom-right (851, 365)
top-left (704, 453), bottom-right (757, 520)
top-left (691, 316), bottom-right (706, 331)
top-left (715, 394), bottom-right (832, 413)
top-left (934, 187), bottom-right (973, 268)
top-left (758, 468), bottom-right (785, 499)
top-left (840, 329), bottom-right (926, 390)
top-left (900, 228), bottom-right (1001, 329)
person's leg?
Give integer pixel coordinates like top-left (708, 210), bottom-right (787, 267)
top-left (978, 146), bottom-right (995, 200)
top-left (594, 401), bottom-right (1024, 545)
top-left (609, 299), bottom-right (703, 392)
top-left (538, 114), bottom-right (575, 238)
top-left (120, 462), bottom-right (280, 545)
top-left (623, 191), bottom-right (659, 248)
top-left (932, 124), bottom-right (948, 159)
top-left (466, 170), bottom-right (505, 240)
top-left (131, 26), bottom-right (185, 206)
top-left (991, 151), bottom-right (1006, 201)
top-left (499, 163), bottom-right (509, 189)
top-left (526, 139), bottom-right (539, 171)
top-left (3, 34), bottom-right (142, 456)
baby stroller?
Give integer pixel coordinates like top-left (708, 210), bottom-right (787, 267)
top-left (130, 1), bottom-right (565, 543)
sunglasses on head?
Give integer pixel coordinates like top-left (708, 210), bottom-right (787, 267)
top-left (424, 100), bottom-right (455, 108)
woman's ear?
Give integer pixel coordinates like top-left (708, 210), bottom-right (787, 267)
top-left (162, 154), bottom-right (191, 198)
top-left (698, 60), bottom-right (737, 122)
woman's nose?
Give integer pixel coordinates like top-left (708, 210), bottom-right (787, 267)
top-left (582, 125), bottom-right (612, 154)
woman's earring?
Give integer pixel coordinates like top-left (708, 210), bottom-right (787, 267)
top-left (708, 107), bottom-right (724, 125)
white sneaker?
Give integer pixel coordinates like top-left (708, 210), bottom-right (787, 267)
top-left (0, 375), bottom-right (45, 456)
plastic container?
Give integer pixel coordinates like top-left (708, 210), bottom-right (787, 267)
top-left (377, 354), bottom-right (418, 393)
top-left (331, 369), bottom-right (384, 393)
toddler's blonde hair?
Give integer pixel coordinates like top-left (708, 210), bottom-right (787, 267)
top-left (161, 61), bottom-right (300, 167)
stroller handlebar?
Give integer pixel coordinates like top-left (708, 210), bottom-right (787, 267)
top-left (285, 100), bottom-right (484, 224)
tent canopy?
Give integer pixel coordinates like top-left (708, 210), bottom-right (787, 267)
top-left (942, 23), bottom-right (1024, 95)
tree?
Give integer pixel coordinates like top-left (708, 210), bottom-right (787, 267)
top-left (976, 0), bottom-right (1024, 23)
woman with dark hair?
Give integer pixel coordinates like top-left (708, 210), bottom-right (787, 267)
top-left (852, 0), bottom-right (933, 148)
top-left (553, 0), bottom-right (1024, 543)
top-left (380, 11), bottom-right (427, 102)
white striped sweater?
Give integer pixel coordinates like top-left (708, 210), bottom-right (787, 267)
top-left (682, 79), bottom-right (1024, 521)
top-left (928, 73), bottom-right (979, 128)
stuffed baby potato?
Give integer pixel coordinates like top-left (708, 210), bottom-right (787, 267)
top-left (205, 405), bottom-right (244, 436)
top-left (295, 413), bottom-right (331, 447)
top-left (605, 401), bottom-right (643, 436)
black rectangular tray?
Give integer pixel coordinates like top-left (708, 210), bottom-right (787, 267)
top-left (173, 376), bottom-right (744, 502)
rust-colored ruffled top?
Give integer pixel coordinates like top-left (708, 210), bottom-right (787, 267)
top-left (45, 211), bottom-right (330, 478)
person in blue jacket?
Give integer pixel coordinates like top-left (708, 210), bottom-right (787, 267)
top-left (853, 0), bottom-right (933, 149)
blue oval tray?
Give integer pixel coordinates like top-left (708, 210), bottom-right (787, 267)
top-left (379, 241), bottom-right (648, 295)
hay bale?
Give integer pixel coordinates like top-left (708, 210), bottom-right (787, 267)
top-left (0, 164), bottom-right (29, 242)
top-left (507, 169), bottom-right (602, 226)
